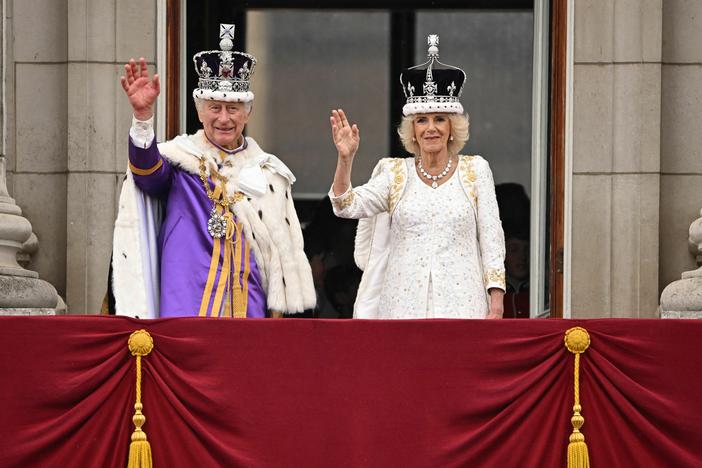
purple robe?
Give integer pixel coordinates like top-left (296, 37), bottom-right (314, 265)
top-left (128, 137), bottom-right (267, 317)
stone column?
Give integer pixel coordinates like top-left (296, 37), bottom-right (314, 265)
top-left (0, 0), bottom-right (59, 314)
top-left (0, 157), bottom-right (59, 314)
top-left (65, 0), bottom-right (156, 313)
top-left (660, 210), bottom-right (702, 318)
top-left (570, 0), bottom-right (662, 317)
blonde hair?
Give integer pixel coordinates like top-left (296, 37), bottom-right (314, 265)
top-left (397, 113), bottom-right (469, 156)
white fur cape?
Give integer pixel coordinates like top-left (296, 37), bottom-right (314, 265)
top-left (112, 132), bottom-right (316, 317)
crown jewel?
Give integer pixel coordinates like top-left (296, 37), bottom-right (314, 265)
top-left (399, 34), bottom-right (467, 116)
top-left (192, 24), bottom-right (257, 103)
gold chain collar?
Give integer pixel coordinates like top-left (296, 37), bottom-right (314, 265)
top-left (198, 157), bottom-right (245, 208)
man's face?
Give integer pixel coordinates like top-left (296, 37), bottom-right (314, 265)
top-left (197, 100), bottom-right (250, 149)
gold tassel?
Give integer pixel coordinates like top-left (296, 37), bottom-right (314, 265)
top-left (127, 330), bottom-right (154, 468)
top-left (564, 327), bottom-right (591, 468)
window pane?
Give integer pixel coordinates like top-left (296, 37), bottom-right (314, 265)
top-left (246, 10), bottom-right (391, 196)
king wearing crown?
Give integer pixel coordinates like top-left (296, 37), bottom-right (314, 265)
top-left (111, 24), bottom-right (315, 318)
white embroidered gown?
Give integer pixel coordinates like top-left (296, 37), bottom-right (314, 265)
top-left (330, 156), bottom-right (505, 319)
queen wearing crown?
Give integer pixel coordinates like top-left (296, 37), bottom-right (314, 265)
top-left (111, 24), bottom-right (315, 318)
top-left (329, 35), bottom-right (506, 319)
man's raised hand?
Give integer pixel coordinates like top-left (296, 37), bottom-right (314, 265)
top-left (120, 57), bottom-right (160, 121)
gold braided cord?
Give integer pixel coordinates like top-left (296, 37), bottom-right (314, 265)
top-left (573, 353), bottom-right (581, 407)
top-left (135, 356), bottom-right (143, 406)
top-left (564, 327), bottom-right (591, 468)
top-left (127, 330), bottom-right (154, 468)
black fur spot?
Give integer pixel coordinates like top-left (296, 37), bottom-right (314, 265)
top-left (122, 253), bottom-right (127, 258)
top-left (282, 277), bottom-right (286, 287)
top-left (269, 184), bottom-right (275, 193)
top-left (285, 191), bottom-right (289, 199)
top-left (223, 93), bottom-right (227, 98)
top-left (251, 232), bottom-right (256, 240)
top-left (258, 210), bottom-right (263, 220)
top-left (285, 217), bottom-right (290, 226)
top-left (247, 197), bottom-right (252, 202)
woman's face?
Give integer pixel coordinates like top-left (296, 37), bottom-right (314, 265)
top-left (413, 113), bottom-right (451, 155)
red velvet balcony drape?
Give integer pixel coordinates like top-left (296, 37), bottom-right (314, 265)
top-left (0, 317), bottom-right (700, 467)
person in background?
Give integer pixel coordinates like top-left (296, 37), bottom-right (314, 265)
top-left (495, 183), bottom-right (530, 318)
top-left (303, 197), bottom-right (361, 318)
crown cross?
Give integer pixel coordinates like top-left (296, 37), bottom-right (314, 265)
top-left (423, 80), bottom-right (437, 97)
top-left (219, 24), bottom-right (235, 51)
top-left (220, 24), bottom-right (235, 40)
top-left (427, 34), bottom-right (439, 58)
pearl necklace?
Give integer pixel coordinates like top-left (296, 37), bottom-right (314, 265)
top-left (417, 156), bottom-right (452, 189)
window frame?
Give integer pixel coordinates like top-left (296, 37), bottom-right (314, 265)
top-left (160, 0), bottom-right (567, 317)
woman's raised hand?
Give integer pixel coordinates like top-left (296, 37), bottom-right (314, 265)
top-left (120, 57), bottom-right (160, 121)
top-left (330, 109), bottom-right (360, 163)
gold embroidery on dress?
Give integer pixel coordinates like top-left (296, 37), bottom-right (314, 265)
top-left (484, 269), bottom-right (506, 288)
top-left (337, 191), bottom-right (355, 209)
top-left (458, 155), bottom-right (478, 206)
top-left (388, 158), bottom-right (406, 212)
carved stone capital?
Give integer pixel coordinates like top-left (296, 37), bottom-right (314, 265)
top-left (661, 208), bottom-right (702, 318)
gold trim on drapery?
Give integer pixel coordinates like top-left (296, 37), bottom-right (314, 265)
top-left (564, 326), bottom-right (591, 468)
top-left (127, 330), bottom-right (154, 468)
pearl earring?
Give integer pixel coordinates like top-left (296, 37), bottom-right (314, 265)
top-left (412, 137), bottom-right (416, 142)
top-left (449, 135), bottom-right (454, 141)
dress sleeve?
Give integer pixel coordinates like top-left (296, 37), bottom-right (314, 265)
top-left (474, 157), bottom-right (506, 292)
top-left (128, 116), bottom-right (173, 196)
top-left (328, 159), bottom-right (391, 219)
